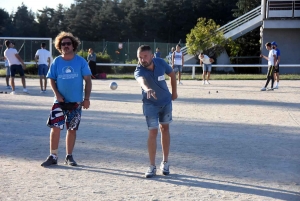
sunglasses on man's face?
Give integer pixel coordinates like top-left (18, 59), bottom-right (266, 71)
top-left (61, 42), bottom-right (72, 46)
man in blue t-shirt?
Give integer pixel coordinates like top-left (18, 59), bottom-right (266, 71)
top-left (41, 32), bottom-right (92, 167)
top-left (134, 45), bottom-right (177, 178)
top-left (154, 47), bottom-right (161, 58)
top-left (271, 41), bottom-right (280, 89)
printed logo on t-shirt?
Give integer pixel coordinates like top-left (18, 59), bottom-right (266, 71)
top-left (58, 66), bottom-right (79, 79)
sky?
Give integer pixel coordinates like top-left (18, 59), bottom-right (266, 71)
top-left (1, 0), bottom-right (75, 13)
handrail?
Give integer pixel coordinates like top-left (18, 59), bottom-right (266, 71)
top-left (218, 6), bottom-right (261, 34)
top-left (181, 6), bottom-right (262, 56)
top-left (1, 62), bottom-right (299, 79)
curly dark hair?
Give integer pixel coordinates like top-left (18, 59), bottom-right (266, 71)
top-left (54, 31), bottom-right (81, 54)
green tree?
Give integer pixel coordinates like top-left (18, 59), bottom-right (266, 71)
top-left (11, 3), bottom-right (39, 37)
top-left (64, 0), bottom-right (103, 40)
top-left (186, 18), bottom-right (234, 57)
top-left (233, 0), bottom-right (261, 17)
top-left (119, 0), bottom-right (145, 41)
top-left (0, 8), bottom-right (11, 36)
top-left (231, 0), bottom-right (261, 73)
top-left (36, 7), bottom-right (54, 37)
top-left (94, 0), bottom-right (124, 41)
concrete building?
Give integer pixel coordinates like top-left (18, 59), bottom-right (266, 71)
top-left (261, 0), bottom-right (300, 73)
top-left (183, 0), bottom-right (300, 74)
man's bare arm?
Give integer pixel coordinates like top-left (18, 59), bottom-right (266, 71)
top-left (136, 76), bottom-right (156, 99)
top-left (168, 71), bottom-right (178, 101)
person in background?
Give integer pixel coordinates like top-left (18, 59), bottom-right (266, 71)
top-left (87, 48), bottom-right (97, 75)
top-left (198, 53), bottom-right (214, 85)
top-left (4, 40), bottom-right (27, 94)
top-left (260, 42), bottom-right (277, 91)
top-left (271, 41), bottom-right (280, 89)
top-left (3, 56), bottom-right (11, 89)
top-left (172, 44), bottom-right (184, 85)
top-left (167, 47), bottom-right (175, 66)
top-left (35, 42), bottom-right (51, 93)
top-left (154, 47), bottom-right (161, 58)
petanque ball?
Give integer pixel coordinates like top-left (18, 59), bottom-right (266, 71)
top-left (110, 82), bottom-right (118, 90)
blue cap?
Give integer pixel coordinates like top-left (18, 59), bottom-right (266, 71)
top-left (271, 41), bottom-right (277, 46)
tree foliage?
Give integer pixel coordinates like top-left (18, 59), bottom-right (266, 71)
top-left (186, 18), bottom-right (239, 58)
top-left (0, 0), bottom-right (241, 42)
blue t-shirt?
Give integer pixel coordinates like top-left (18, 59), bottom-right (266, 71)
top-left (47, 55), bottom-right (92, 103)
top-left (154, 52), bottom-right (161, 58)
top-left (275, 48), bottom-right (280, 63)
top-left (134, 58), bottom-right (173, 106)
top-left (87, 53), bottom-right (96, 62)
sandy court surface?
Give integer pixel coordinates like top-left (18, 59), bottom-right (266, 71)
top-left (0, 78), bottom-right (299, 201)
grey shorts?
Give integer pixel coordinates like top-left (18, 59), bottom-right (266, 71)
top-left (143, 102), bottom-right (172, 130)
top-left (5, 66), bottom-right (10, 76)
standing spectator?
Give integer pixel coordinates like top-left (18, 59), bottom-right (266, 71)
top-left (134, 45), bottom-right (177, 178)
top-left (271, 41), bottom-right (280, 89)
top-left (41, 32), bottom-right (92, 167)
top-left (4, 40), bottom-right (27, 94)
top-left (35, 42), bottom-right (51, 93)
top-left (167, 47), bottom-right (175, 66)
top-left (260, 42), bottom-right (277, 91)
top-left (3, 56), bottom-right (11, 89)
top-left (87, 48), bottom-right (97, 75)
top-left (154, 47), bottom-right (161, 58)
top-left (198, 53), bottom-right (214, 85)
top-left (172, 44), bottom-right (184, 85)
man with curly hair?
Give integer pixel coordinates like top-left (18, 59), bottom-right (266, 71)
top-left (41, 32), bottom-right (92, 167)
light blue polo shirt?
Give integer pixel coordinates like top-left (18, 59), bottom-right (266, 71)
top-left (47, 55), bottom-right (92, 103)
top-left (134, 58), bottom-right (173, 106)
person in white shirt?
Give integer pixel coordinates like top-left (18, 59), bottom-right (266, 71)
top-left (172, 44), bottom-right (184, 85)
top-left (167, 47), bottom-right (175, 65)
top-left (260, 42), bottom-right (277, 91)
top-left (4, 40), bottom-right (27, 94)
top-left (198, 53), bottom-right (214, 85)
top-left (35, 42), bottom-right (51, 93)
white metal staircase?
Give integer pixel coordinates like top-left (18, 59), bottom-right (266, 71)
top-left (182, 6), bottom-right (263, 63)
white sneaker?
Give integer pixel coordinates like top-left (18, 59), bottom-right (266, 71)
top-left (202, 81), bottom-right (205, 85)
top-left (177, 81), bottom-right (183, 85)
top-left (205, 80), bottom-right (210, 85)
top-left (274, 85), bottom-right (278, 89)
top-left (145, 165), bottom-right (156, 178)
top-left (160, 161), bottom-right (170, 175)
top-left (10, 91), bottom-right (16, 95)
top-left (261, 87), bottom-right (266, 91)
top-left (23, 88), bottom-right (28, 93)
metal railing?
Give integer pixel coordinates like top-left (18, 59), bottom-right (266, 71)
top-left (267, 0), bottom-right (300, 18)
top-left (1, 62), bottom-right (299, 79)
top-left (217, 6), bottom-right (261, 35)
